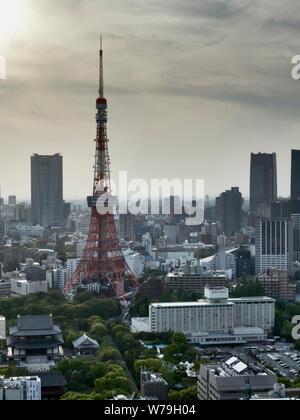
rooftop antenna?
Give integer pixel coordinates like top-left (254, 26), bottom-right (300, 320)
top-left (99, 34), bottom-right (104, 98)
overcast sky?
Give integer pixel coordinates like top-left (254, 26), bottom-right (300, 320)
top-left (1, 0), bottom-right (300, 201)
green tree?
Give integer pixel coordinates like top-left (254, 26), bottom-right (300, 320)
top-left (280, 319), bottom-right (294, 341)
top-left (89, 322), bottom-right (108, 341)
top-left (168, 386), bottom-right (197, 400)
top-left (94, 365), bottom-right (130, 394)
top-left (294, 339), bottom-right (300, 351)
top-left (134, 358), bottom-right (162, 374)
top-left (98, 347), bottom-right (122, 362)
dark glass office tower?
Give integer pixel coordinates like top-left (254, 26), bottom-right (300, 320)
top-left (271, 200), bottom-right (291, 218)
top-left (31, 154), bottom-right (63, 227)
top-left (291, 150), bottom-right (300, 214)
top-left (250, 153), bottom-right (277, 219)
top-left (216, 187), bottom-right (243, 236)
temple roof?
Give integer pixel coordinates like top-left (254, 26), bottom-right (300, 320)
top-left (9, 315), bottom-right (62, 337)
top-left (72, 334), bottom-right (100, 349)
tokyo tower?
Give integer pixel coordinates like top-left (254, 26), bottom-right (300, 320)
top-left (63, 39), bottom-right (140, 301)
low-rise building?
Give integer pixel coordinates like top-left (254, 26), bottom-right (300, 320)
top-left (0, 376), bottom-right (41, 400)
top-left (256, 269), bottom-right (296, 302)
top-left (0, 279), bottom-right (11, 298)
top-left (140, 372), bottom-right (168, 401)
top-left (198, 358), bottom-right (277, 400)
top-left (165, 271), bottom-right (228, 293)
top-left (10, 275), bottom-right (48, 297)
top-left (139, 276), bottom-right (165, 299)
top-left (39, 372), bottom-right (67, 401)
top-left (200, 250), bottom-right (237, 279)
top-left (72, 334), bottom-right (100, 356)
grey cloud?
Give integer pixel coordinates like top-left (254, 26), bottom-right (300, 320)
top-left (164, 0), bottom-right (252, 19)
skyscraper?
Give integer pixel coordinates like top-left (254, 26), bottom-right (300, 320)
top-left (255, 218), bottom-right (293, 274)
top-left (271, 200), bottom-right (291, 218)
top-left (291, 214), bottom-right (300, 262)
top-left (31, 154), bottom-right (63, 227)
top-left (291, 149), bottom-right (300, 214)
top-left (250, 153), bottom-right (277, 220)
top-left (119, 213), bottom-right (135, 242)
top-left (8, 196), bottom-right (16, 206)
top-left (216, 187), bottom-right (243, 236)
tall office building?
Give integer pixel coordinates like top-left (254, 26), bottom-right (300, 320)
top-left (8, 196), bottom-right (16, 206)
top-left (255, 218), bottom-right (293, 274)
top-left (291, 150), bottom-right (300, 214)
top-left (291, 214), bottom-right (300, 262)
top-left (216, 187), bottom-right (243, 236)
top-left (31, 154), bottom-right (64, 227)
top-left (119, 213), bottom-right (135, 242)
top-left (250, 153), bottom-right (277, 220)
top-left (271, 200), bottom-right (291, 218)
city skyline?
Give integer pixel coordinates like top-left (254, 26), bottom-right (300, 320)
top-left (1, 0), bottom-right (300, 200)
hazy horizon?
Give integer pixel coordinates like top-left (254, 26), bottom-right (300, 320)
top-left (1, 0), bottom-right (300, 201)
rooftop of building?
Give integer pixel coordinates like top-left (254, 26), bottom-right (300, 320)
top-left (229, 296), bottom-right (276, 302)
top-left (72, 334), bottom-right (99, 349)
top-left (8, 315), bottom-right (62, 337)
top-left (201, 357), bottom-right (276, 382)
top-left (8, 376), bottom-right (40, 382)
top-left (150, 300), bottom-right (234, 308)
top-left (166, 271), bottom-right (227, 279)
top-left (200, 248), bottom-right (240, 263)
top-left (150, 289), bottom-right (275, 308)
top-left (141, 371), bottom-right (168, 385)
top-left (38, 372), bottom-right (66, 388)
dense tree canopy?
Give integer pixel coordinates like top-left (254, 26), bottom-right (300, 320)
top-left (230, 280), bottom-right (265, 298)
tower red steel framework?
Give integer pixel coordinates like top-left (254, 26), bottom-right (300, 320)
top-left (63, 40), bottom-right (140, 301)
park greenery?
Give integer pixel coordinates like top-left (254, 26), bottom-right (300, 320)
top-left (0, 290), bottom-right (120, 337)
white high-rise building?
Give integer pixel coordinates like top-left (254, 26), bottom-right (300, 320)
top-left (142, 233), bottom-right (152, 254)
top-left (53, 267), bottom-right (67, 291)
top-left (66, 259), bottom-right (80, 283)
top-left (123, 249), bottom-right (145, 279)
top-left (46, 267), bottom-right (67, 291)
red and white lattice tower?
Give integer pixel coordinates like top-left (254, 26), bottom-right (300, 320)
top-left (63, 39), bottom-right (140, 301)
